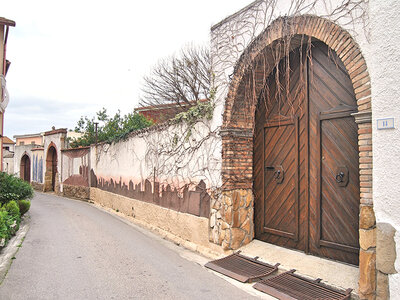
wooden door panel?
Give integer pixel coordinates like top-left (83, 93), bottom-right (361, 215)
top-left (319, 116), bottom-right (359, 250)
top-left (263, 119), bottom-right (299, 240)
top-left (254, 46), bottom-right (307, 252)
top-left (310, 46), bottom-right (355, 107)
top-left (309, 42), bottom-right (360, 265)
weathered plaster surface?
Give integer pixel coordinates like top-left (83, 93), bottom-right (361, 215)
top-left (369, 0), bottom-right (400, 296)
top-left (91, 121), bottom-right (221, 197)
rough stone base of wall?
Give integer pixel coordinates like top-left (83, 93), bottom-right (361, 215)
top-left (31, 182), bottom-right (44, 191)
top-left (375, 222), bottom-right (397, 300)
top-left (55, 174), bottom-right (61, 195)
top-left (90, 188), bottom-right (211, 248)
top-left (63, 184), bottom-right (90, 200)
top-left (43, 171), bottom-right (61, 195)
top-left (43, 171), bottom-right (52, 192)
top-left (209, 189), bottom-right (254, 250)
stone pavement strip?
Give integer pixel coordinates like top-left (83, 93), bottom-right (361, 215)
top-left (0, 192), bottom-right (273, 299)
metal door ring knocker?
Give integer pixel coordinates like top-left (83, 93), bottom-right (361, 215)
top-left (274, 165), bottom-right (284, 184)
top-left (335, 171), bottom-right (344, 183)
top-left (335, 166), bottom-right (349, 187)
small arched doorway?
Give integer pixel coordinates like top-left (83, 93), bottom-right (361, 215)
top-left (20, 154), bottom-right (31, 182)
top-left (46, 145), bottom-right (58, 191)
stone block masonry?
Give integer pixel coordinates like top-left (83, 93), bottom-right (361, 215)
top-left (210, 189), bottom-right (253, 250)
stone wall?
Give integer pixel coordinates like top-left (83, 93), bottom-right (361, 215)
top-left (31, 182), bottom-right (44, 191)
top-left (63, 184), bottom-right (90, 200)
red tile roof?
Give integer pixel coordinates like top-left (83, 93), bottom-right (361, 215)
top-left (2, 136), bottom-right (15, 144)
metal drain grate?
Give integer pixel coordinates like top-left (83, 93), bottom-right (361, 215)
top-left (253, 270), bottom-right (352, 300)
top-left (205, 251), bottom-right (279, 283)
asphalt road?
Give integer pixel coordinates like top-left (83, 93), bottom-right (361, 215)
top-left (0, 192), bottom-right (259, 300)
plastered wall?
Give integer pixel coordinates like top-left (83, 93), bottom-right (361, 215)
top-left (369, 0), bottom-right (400, 295)
top-left (90, 121), bottom-right (220, 217)
top-left (91, 121), bottom-right (221, 189)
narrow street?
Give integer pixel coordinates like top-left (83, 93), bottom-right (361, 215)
top-left (0, 193), bottom-right (258, 300)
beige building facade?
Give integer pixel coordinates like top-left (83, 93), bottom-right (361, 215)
top-left (0, 17), bottom-right (15, 171)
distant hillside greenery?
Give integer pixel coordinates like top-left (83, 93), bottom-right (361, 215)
top-left (70, 108), bottom-right (153, 147)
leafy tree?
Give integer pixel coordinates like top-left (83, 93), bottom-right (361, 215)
top-left (70, 108), bottom-right (153, 147)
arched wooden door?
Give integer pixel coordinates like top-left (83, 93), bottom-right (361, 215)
top-left (47, 146), bottom-right (57, 191)
top-left (254, 41), bottom-right (360, 265)
top-left (20, 154), bottom-right (31, 182)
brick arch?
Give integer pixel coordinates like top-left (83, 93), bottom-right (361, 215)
top-left (219, 16), bottom-right (374, 298)
top-left (222, 15), bottom-right (371, 190)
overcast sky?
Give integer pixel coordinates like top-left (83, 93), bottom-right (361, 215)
top-left (1, 0), bottom-right (251, 139)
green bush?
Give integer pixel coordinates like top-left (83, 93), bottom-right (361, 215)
top-left (18, 200), bottom-right (31, 216)
top-left (5, 201), bottom-right (20, 219)
top-left (0, 173), bottom-right (30, 248)
top-left (0, 172), bottom-right (33, 204)
top-left (0, 210), bottom-right (18, 243)
top-left (0, 211), bottom-right (10, 242)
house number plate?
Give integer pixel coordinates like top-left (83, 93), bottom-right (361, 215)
top-left (377, 118), bottom-right (395, 130)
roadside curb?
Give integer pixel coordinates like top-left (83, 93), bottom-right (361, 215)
top-left (0, 214), bottom-right (30, 284)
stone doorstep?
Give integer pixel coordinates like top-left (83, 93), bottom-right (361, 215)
top-left (239, 239), bottom-right (360, 299)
